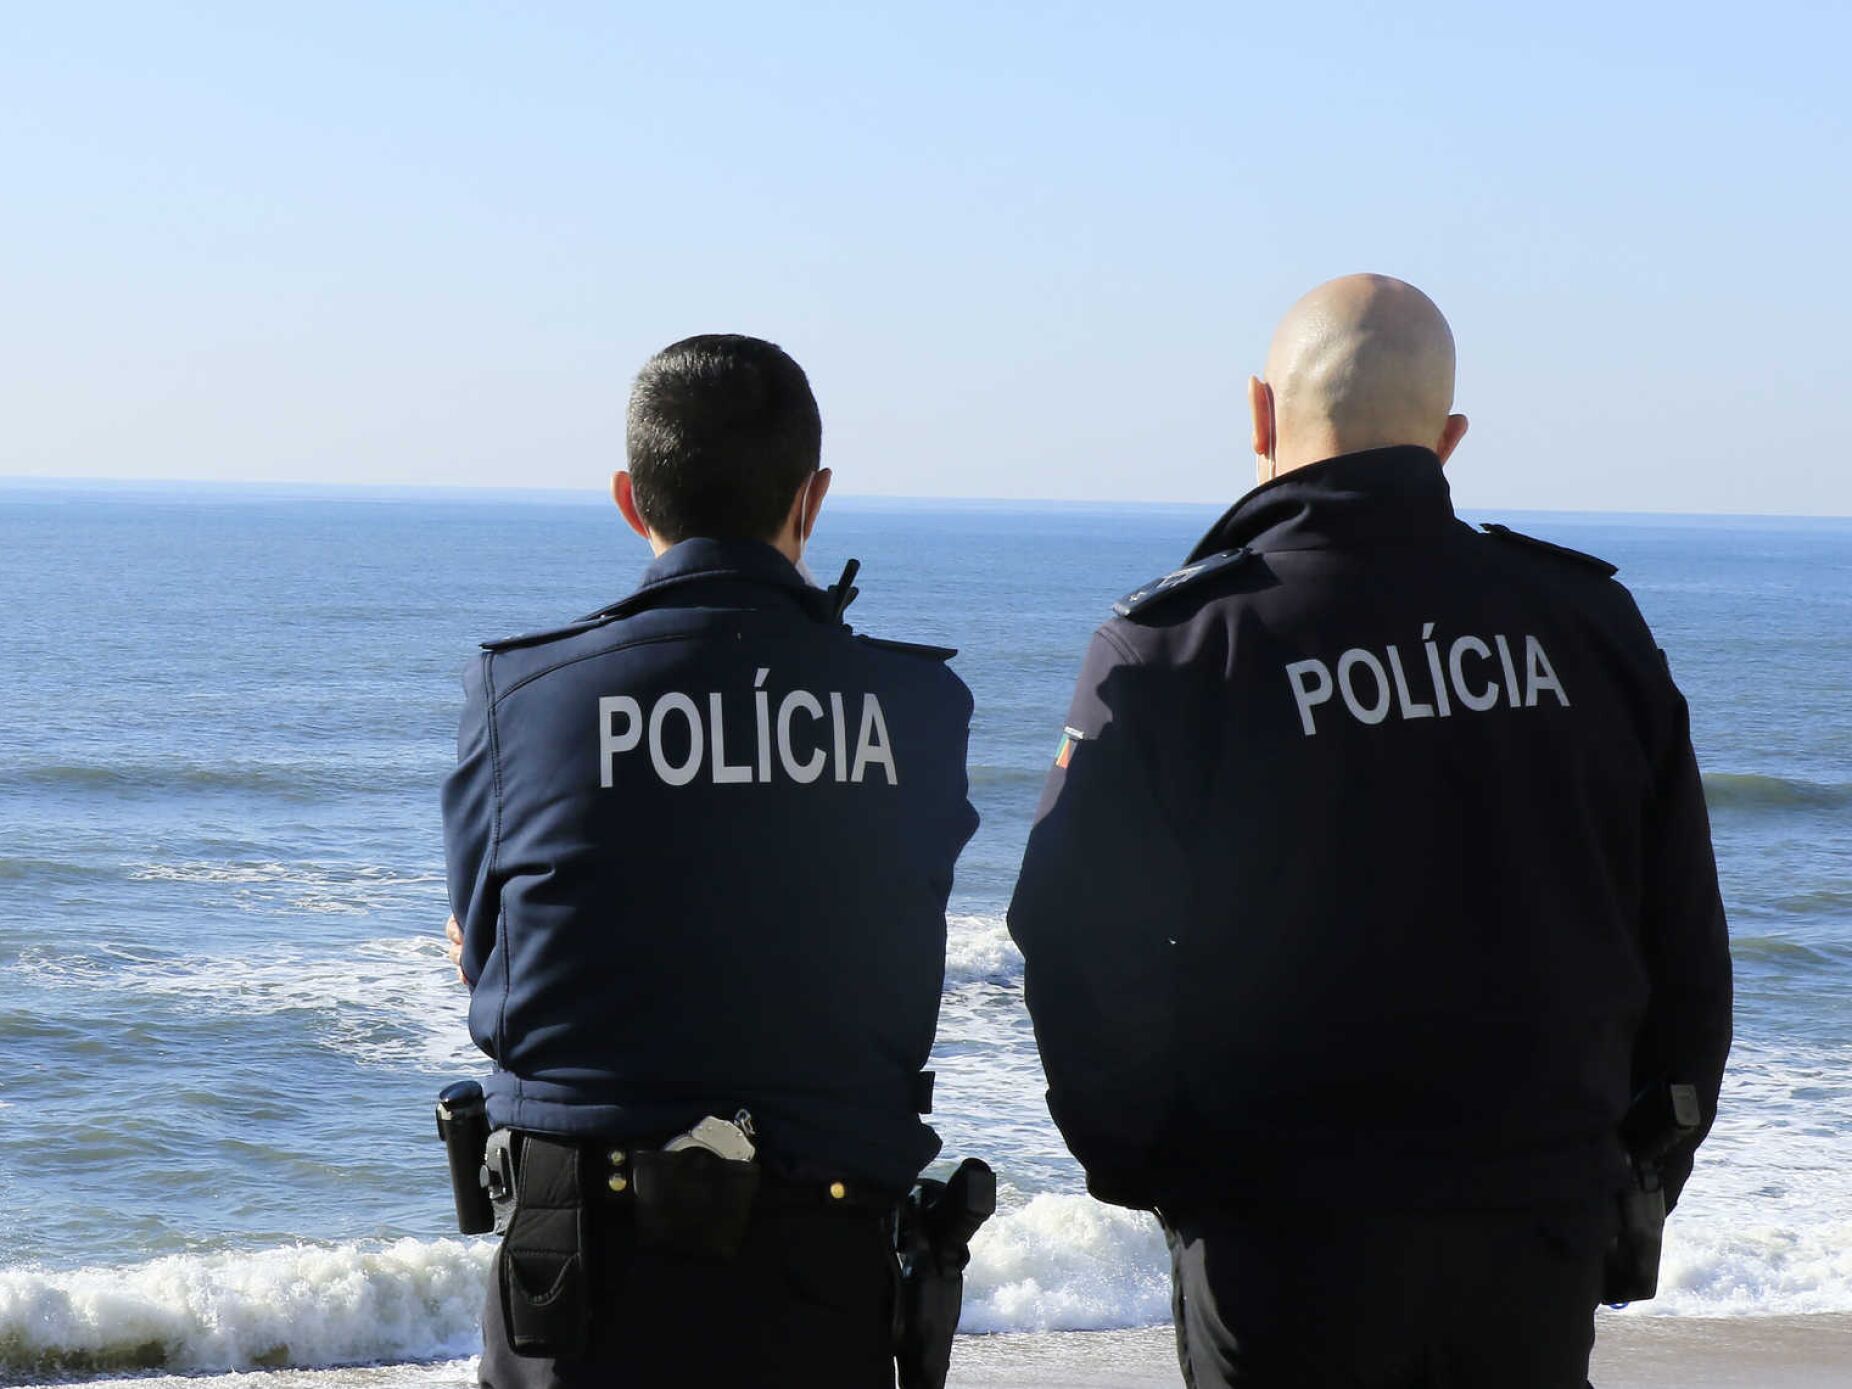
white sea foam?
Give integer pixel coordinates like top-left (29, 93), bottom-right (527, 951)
top-left (5, 1197), bottom-right (1849, 1376)
top-left (0, 1239), bottom-right (492, 1377)
top-left (1645, 1220), bottom-right (1852, 1316)
top-left (14, 936), bottom-right (479, 1074)
top-left (963, 1192), bottom-right (1173, 1332)
top-left (129, 861), bottom-right (444, 916)
top-left (945, 913), bottom-right (1023, 986)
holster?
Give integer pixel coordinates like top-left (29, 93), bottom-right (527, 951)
top-left (631, 1147), bottom-right (762, 1261)
top-left (496, 1135), bottom-right (593, 1359)
top-left (1602, 1177), bottom-right (1668, 1303)
top-left (896, 1251), bottom-right (964, 1389)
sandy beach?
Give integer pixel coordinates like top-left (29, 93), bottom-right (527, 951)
top-left (947, 1316), bottom-right (1852, 1386)
top-left (30, 1314), bottom-right (1851, 1389)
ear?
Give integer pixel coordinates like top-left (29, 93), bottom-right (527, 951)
top-left (1435, 414), bottom-right (1469, 466)
top-left (613, 471), bottom-right (652, 540)
top-left (798, 468), bottom-right (832, 542)
top-left (1248, 376), bottom-right (1276, 480)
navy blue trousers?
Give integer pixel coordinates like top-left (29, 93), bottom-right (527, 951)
top-left (1165, 1202), bottom-right (1613, 1389)
top-left (478, 1196), bottom-right (897, 1389)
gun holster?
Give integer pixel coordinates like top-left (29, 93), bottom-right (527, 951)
top-left (1601, 1081), bottom-right (1700, 1305)
top-left (896, 1158), bottom-right (996, 1389)
top-left (631, 1147), bottom-right (762, 1262)
top-left (896, 1238), bottom-right (966, 1389)
top-left (496, 1135), bottom-right (593, 1359)
top-left (1602, 1172), bottom-right (1668, 1304)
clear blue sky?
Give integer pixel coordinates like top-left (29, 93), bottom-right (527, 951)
top-left (2, 2), bottom-right (1846, 513)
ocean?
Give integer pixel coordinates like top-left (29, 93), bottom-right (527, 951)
top-left (1, 485), bottom-right (1848, 1383)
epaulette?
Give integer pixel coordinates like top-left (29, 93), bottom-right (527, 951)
top-left (481, 614), bottom-right (616, 652)
top-left (1113, 547), bottom-right (1251, 618)
top-left (856, 634), bottom-right (958, 661)
top-left (481, 592), bottom-right (653, 652)
top-left (1479, 523), bottom-right (1619, 577)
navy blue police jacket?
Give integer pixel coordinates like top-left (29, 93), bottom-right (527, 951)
top-left (1008, 447), bottom-right (1733, 1214)
top-left (443, 538), bottom-right (979, 1194)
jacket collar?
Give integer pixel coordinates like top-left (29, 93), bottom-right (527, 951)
top-left (1187, 446), bottom-right (1457, 562)
top-left (637, 537), bottom-right (809, 596)
top-left (584, 538), bottom-right (815, 621)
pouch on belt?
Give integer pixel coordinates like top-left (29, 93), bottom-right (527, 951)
top-left (497, 1136), bottom-right (592, 1359)
top-left (631, 1147), bottom-right (762, 1261)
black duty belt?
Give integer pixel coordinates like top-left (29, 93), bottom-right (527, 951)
top-left (583, 1138), bottom-right (899, 1213)
top-left (499, 1130), bottom-right (899, 1213)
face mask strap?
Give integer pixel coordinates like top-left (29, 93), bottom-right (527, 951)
top-left (793, 472), bottom-right (822, 565)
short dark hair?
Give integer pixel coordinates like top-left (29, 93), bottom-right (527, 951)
top-left (625, 334), bottom-right (822, 543)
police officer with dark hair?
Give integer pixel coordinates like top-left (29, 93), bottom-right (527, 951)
top-left (1008, 277), bottom-right (1733, 1388)
top-left (442, 334), bottom-right (978, 1388)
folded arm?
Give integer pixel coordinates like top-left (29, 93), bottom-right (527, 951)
top-left (1008, 630), bottom-right (1192, 1208)
top-left (441, 653), bottom-right (503, 991)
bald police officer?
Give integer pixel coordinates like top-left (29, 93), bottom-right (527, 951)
top-left (1008, 277), bottom-right (1732, 1388)
top-left (443, 335), bottom-right (978, 1388)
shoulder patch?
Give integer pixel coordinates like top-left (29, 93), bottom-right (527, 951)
top-left (856, 634), bottom-right (957, 661)
top-left (1479, 523), bottom-right (1618, 577)
top-left (1113, 547), bottom-right (1250, 618)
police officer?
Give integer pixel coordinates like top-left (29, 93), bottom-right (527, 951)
top-left (441, 335), bottom-right (978, 1388)
top-left (1007, 276), bottom-right (1733, 1388)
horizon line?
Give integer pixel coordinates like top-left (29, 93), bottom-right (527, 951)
top-left (1, 471), bottom-right (1847, 524)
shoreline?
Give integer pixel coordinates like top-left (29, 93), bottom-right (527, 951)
top-left (21, 1314), bottom-right (1851, 1389)
top-left (948, 1318), bottom-right (1852, 1389)
top-left (949, 1314), bottom-right (1852, 1386)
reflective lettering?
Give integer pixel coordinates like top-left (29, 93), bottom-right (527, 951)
top-left (598, 695), bottom-right (642, 788)
top-left (1386, 645), bottom-right (1434, 719)
top-left (1421, 622), bottom-right (1452, 717)
top-left (648, 693), bottom-right (703, 787)
top-left (1448, 636), bottom-right (1500, 711)
top-left (708, 692), bottom-right (752, 784)
top-left (1524, 635), bottom-right (1571, 707)
top-left (850, 694), bottom-right (898, 785)
top-left (777, 690), bottom-right (827, 783)
top-left (1336, 649), bottom-right (1391, 724)
top-left (753, 668), bottom-right (773, 782)
top-left (598, 681), bottom-right (903, 786)
top-left (1285, 659), bottom-right (1334, 736)
top-left (829, 692), bottom-right (848, 783)
top-left (1284, 627), bottom-right (1574, 736)
top-left (1493, 634), bottom-right (1522, 706)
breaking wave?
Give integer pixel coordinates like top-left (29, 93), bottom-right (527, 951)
top-left (945, 914), bottom-right (1023, 986)
top-left (5, 1199), bottom-right (1851, 1378)
top-left (0, 1239), bottom-right (490, 1379)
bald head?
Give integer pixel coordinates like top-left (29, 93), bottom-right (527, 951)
top-left (1249, 274), bottom-right (1467, 479)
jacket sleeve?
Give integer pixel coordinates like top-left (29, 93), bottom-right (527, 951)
top-left (1634, 653), bottom-right (1733, 1210)
top-left (1008, 627), bottom-right (1191, 1209)
top-left (441, 652), bottom-right (502, 991)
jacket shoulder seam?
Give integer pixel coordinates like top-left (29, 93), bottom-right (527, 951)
top-left (1096, 623), bottom-right (1145, 667)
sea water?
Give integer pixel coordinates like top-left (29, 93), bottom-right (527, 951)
top-left (0, 486), bottom-right (1848, 1380)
